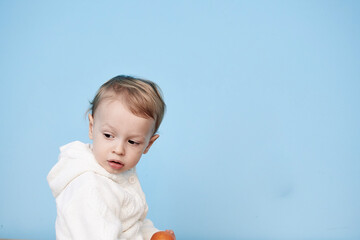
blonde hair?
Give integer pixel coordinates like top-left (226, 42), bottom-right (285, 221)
top-left (89, 75), bottom-right (166, 134)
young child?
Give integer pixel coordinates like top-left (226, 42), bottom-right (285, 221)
top-left (47, 75), bottom-right (175, 240)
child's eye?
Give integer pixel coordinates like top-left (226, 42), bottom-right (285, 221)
top-left (128, 140), bottom-right (139, 145)
top-left (104, 133), bottom-right (114, 139)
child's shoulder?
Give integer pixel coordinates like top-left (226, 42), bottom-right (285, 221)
top-left (71, 171), bottom-right (136, 196)
top-left (60, 172), bottom-right (128, 209)
top-left (68, 171), bottom-right (114, 194)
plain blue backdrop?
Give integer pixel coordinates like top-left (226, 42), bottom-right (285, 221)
top-left (1, 1), bottom-right (359, 239)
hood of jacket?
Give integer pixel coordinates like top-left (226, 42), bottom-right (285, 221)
top-left (47, 141), bottom-right (129, 198)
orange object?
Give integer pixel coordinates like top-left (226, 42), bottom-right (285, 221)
top-left (151, 231), bottom-right (175, 240)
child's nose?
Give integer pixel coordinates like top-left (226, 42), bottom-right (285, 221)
top-left (113, 141), bottom-right (125, 155)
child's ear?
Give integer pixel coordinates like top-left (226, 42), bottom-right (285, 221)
top-left (88, 113), bottom-right (94, 140)
top-left (143, 134), bottom-right (159, 154)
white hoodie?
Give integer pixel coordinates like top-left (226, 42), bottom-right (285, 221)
top-left (47, 141), bottom-right (158, 240)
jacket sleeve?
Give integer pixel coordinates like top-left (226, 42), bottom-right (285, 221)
top-left (56, 176), bottom-right (124, 240)
top-left (140, 218), bottom-right (159, 240)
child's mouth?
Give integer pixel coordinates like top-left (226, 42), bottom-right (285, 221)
top-left (108, 160), bottom-right (124, 170)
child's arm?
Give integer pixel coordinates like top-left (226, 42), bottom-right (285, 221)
top-left (140, 218), bottom-right (159, 239)
top-left (60, 195), bottom-right (122, 239)
top-left (57, 175), bottom-right (123, 239)
top-left (140, 218), bottom-right (176, 240)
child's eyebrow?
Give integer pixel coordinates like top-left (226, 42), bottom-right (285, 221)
top-left (129, 134), bottom-right (146, 140)
top-left (101, 123), bottom-right (116, 131)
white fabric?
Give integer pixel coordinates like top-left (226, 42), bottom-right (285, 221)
top-left (47, 141), bottom-right (158, 240)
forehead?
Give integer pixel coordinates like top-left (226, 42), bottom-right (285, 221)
top-left (95, 98), bottom-right (155, 134)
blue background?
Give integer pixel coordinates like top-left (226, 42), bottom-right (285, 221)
top-left (1, 1), bottom-right (359, 239)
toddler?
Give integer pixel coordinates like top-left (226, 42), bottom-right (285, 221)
top-left (47, 75), bottom-right (175, 240)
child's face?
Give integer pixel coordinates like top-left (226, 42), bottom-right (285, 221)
top-left (88, 98), bottom-right (159, 174)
